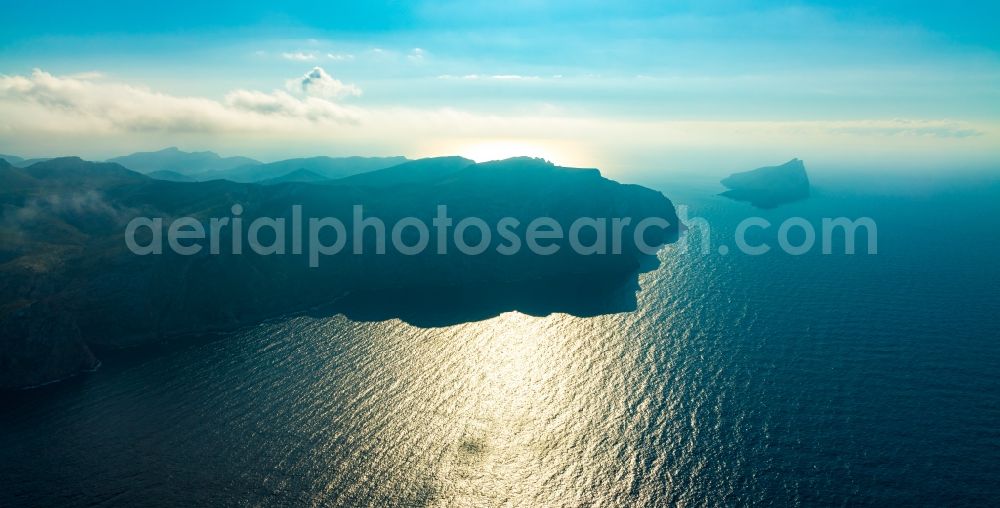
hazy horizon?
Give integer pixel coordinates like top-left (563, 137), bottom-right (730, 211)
top-left (2, 1), bottom-right (999, 174)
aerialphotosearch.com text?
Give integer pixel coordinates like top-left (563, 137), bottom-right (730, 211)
top-left (124, 204), bottom-right (877, 267)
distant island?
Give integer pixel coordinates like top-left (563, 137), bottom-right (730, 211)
top-left (720, 158), bottom-right (811, 208)
top-left (0, 153), bottom-right (679, 389)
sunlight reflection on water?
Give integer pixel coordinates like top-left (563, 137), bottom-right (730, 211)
top-left (4, 183), bottom-right (999, 506)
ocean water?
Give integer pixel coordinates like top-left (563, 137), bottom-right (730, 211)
top-left (2, 173), bottom-right (999, 506)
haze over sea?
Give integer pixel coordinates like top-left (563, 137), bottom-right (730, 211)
top-left (1, 170), bottom-right (998, 506)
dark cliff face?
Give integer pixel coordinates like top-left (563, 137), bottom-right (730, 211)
top-left (0, 156), bottom-right (679, 389)
top-left (0, 302), bottom-right (98, 389)
top-left (720, 158), bottom-right (811, 208)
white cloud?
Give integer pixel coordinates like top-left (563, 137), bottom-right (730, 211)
top-left (437, 74), bottom-right (540, 81)
top-left (408, 48), bottom-right (426, 63)
top-left (65, 71), bottom-right (105, 80)
top-left (489, 74), bottom-right (539, 80)
top-left (368, 48), bottom-right (397, 60)
top-left (327, 53), bottom-right (355, 61)
top-left (282, 52), bottom-right (317, 61)
top-left (0, 70), bottom-right (996, 173)
top-left (225, 89), bottom-right (358, 123)
top-left (0, 69), bottom-right (359, 135)
top-left (826, 120), bottom-right (983, 138)
top-left (284, 67), bottom-right (362, 99)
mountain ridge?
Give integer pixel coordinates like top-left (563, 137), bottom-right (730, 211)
top-left (0, 154), bottom-right (680, 389)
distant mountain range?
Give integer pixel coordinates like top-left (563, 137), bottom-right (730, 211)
top-left (204, 155), bottom-right (409, 183)
top-left (1, 147), bottom-right (411, 184)
top-left (107, 147), bottom-right (261, 175)
top-left (336, 156), bottom-right (475, 187)
top-left (105, 147), bottom-right (408, 183)
top-left (0, 154), bottom-right (679, 389)
top-left (146, 170), bottom-right (195, 182)
top-left (0, 154), bottom-right (54, 167)
top-left (259, 168), bottom-right (329, 185)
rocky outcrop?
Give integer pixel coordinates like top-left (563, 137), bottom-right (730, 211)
top-left (721, 158), bottom-right (810, 208)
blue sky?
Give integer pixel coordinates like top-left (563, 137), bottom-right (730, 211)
top-left (1, 1), bottom-right (998, 173)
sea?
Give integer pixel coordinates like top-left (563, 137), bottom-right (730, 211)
top-left (2, 170), bottom-right (998, 506)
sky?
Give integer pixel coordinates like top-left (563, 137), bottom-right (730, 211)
top-left (1, 0), bottom-right (998, 174)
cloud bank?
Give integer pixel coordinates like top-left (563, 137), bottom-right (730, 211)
top-left (0, 69), bottom-right (997, 173)
top-left (0, 68), bottom-right (361, 135)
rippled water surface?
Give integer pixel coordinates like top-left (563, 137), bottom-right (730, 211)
top-left (2, 174), bottom-right (999, 506)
